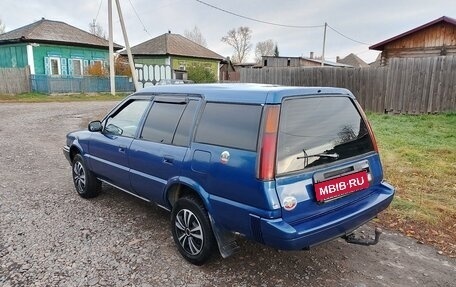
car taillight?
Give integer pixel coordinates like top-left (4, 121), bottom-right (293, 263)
top-left (355, 100), bottom-right (379, 152)
top-left (257, 105), bottom-right (280, 180)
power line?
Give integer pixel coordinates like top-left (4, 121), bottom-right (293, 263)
top-left (127, 0), bottom-right (153, 37)
top-left (195, 0), bottom-right (371, 46)
top-left (327, 24), bottom-right (371, 45)
top-left (94, 0), bottom-right (103, 22)
top-left (195, 0), bottom-right (324, 29)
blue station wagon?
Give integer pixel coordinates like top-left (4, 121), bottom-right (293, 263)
top-left (63, 84), bottom-right (395, 265)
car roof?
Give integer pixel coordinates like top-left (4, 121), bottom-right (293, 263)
top-left (135, 83), bottom-right (353, 104)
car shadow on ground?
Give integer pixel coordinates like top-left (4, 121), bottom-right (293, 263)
top-left (85, 184), bottom-right (384, 286)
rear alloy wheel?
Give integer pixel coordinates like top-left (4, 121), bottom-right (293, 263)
top-left (171, 196), bottom-right (217, 265)
top-left (72, 154), bottom-right (101, 198)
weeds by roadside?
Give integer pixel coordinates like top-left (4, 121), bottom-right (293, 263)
top-left (368, 112), bottom-right (456, 257)
top-left (0, 92), bottom-right (128, 102)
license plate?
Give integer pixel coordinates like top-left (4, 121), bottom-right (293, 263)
top-left (314, 171), bottom-right (369, 202)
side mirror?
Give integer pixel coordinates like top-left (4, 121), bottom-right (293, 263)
top-left (88, 121), bottom-right (103, 132)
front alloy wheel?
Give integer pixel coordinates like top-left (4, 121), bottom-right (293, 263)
top-left (71, 154), bottom-right (101, 198)
top-left (73, 161), bottom-right (86, 193)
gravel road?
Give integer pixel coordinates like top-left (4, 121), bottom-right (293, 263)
top-left (0, 101), bottom-right (455, 287)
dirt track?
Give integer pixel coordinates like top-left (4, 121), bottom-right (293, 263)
top-left (0, 101), bottom-right (455, 287)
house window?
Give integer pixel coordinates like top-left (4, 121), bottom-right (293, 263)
top-left (287, 58), bottom-right (291, 66)
top-left (264, 59), bottom-right (268, 66)
top-left (93, 60), bottom-right (103, 66)
top-left (87, 60), bottom-right (105, 76)
top-left (175, 71), bottom-right (184, 80)
top-left (50, 57), bottom-right (61, 75)
top-left (71, 59), bottom-right (83, 76)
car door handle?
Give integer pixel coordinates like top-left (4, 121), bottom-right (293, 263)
top-left (163, 156), bottom-right (174, 164)
top-left (118, 145), bottom-right (127, 153)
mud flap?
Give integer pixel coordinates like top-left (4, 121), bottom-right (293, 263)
top-left (209, 215), bottom-right (240, 258)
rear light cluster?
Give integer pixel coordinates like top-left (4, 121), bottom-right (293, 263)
top-left (257, 105), bottom-right (280, 180)
top-left (354, 101), bottom-right (379, 153)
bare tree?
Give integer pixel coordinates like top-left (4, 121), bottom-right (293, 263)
top-left (0, 19), bottom-right (5, 34)
top-left (89, 19), bottom-right (106, 39)
top-left (254, 39), bottom-right (275, 63)
top-left (221, 26), bottom-right (252, 63)
top-left (184, 26), bottom-right (207, 47)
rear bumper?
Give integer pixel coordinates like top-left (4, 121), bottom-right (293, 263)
top-left (259, 182), bottom-right (395, 250)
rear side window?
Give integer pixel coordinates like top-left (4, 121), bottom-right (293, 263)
top-left (140, 102), bottom-right (186, 144)
top-left (277, 96), bottom-right (374, 174)
top-left (195, 103), bottom-right (262, 151)
top-left (173, 100), bottom-right (198, 146)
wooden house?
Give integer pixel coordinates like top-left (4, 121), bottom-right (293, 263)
top-left (0, 18), bottom-right (123, 76)
top-left (370, 16), bottom-right (456, 65)
top-left (219, 57), bottom-right (238, 82)
top-left (122, 32), bottom-right (224, 86)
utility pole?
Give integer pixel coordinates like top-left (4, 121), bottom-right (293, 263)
top-left (108, 0), bottom-right (115, 95)
top-left (115, 0), bottom-right (140, 91)
top-left (321, 22), bottom-right (327, 66)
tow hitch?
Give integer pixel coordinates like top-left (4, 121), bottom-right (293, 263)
top-left (343, 227), bottom-right (382, 246)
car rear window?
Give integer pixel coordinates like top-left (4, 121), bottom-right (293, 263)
top-left (195, 103), bottom-right (262, 151)
top-left (277, 96), bottom-right (374, 175)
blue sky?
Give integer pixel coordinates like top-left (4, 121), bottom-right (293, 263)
top-left (1, 0), bottom-right (455, 63)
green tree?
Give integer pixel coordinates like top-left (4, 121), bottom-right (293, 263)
top-left (187, 64), bottom-right (217, 83)
top-left (274, 44), bottom-right (279, 57)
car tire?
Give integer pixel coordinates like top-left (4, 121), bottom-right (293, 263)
top-left (171, 195), bottom-right (217, 265)
top-left (72, 154), bottom-right (101, 198)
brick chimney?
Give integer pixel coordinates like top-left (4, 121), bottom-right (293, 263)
top-left (310, 52), bottom-right (314, 59)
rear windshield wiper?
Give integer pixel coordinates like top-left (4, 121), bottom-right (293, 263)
top-left (297, 151), bottom-right (339, 160)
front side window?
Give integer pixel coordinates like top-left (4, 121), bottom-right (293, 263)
top-left (195, 103), bottom-right (262, 151)
top-left (277, 96), bottom-right (374, 175)
top-left (105, 100), bottom-right (149, 138)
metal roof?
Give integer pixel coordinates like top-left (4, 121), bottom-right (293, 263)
top-left (301, 57), bottom-right (353, 68)
top-left (122, 32), bottom-right (224, 60)
top-left (370, 16), bottom-right (456, 51)
top-left (0, 18), bottom-right (123, 50)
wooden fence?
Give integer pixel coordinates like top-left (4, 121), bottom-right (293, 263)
top-left (240, 56), bottom-right (456, 114)
top-left (0, 67), bottom-right (134, 94)
top-left (0, 67), bottom-right (31, 94)
top-left (30, 75), bottom-right (134, 93)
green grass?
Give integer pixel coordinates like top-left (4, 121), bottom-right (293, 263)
top-left (0, 92), bottom-right (128, 102)
top-left (367, 112), bottom-right (456, 226)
